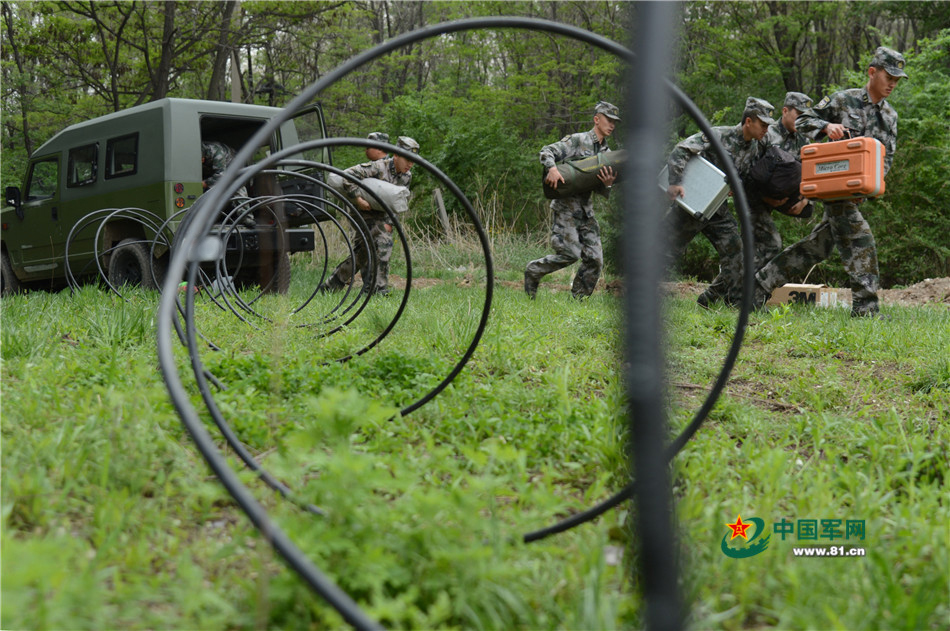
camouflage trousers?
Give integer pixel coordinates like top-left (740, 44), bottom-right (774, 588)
top-left (525, 200), bottom-right (603, 298)
top-left (666, 202), bottom-right (743, 305)
top-left (750, 206), bottom-right (783, 271)
top-left (755, 201), bottom-right (879, 314)
top-left (327, 211), bottom-right (393, 292)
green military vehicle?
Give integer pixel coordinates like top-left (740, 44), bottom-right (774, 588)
top-left (1, 98), bottom-right (330, 296)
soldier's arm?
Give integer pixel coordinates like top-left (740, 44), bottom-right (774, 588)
top-left (540, 132), bottom-right (584, 171)
top-left (666, 132), bottom-right (707, 186)
top-left (796, 94), bottom-right (844, 139)
top-left (341, 161), bottom-right (382, 197)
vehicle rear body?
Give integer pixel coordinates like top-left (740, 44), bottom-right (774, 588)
top-left (2, 98), bottom-right (329, 289)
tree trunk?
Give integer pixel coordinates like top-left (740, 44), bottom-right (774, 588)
top-left (151, 0), bottom-right (177, 101)
top-left (207, 1), bottom-right (238, 101)
top-left (2, 3), bottom-right (34, 156)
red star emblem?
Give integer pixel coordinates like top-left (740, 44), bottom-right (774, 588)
top-left (726, 514), bottom-right (752, 540)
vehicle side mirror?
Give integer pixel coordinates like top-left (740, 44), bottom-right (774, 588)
top-left (5, 186), bottom-right (23, 219)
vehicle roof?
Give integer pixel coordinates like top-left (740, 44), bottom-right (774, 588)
top-left (33, 98), bottom-right (287, 157)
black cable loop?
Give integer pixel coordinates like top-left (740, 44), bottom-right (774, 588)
top-left (522, 80), bottom-right (756, 544)
top-left (207, 162), bottom-right (390, 326)
top-left (64, 207), bottom-right (172, 297)
top-left (162, 184), bottom-right (367, 353)
top-left (155, 16), bottom-right (749, 628)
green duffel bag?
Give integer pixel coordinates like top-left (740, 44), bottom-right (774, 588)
top-left (542, 149), bottom-right (627, 200)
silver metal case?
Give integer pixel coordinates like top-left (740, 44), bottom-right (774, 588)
top-left (657, 156), bottom-right (730, 220)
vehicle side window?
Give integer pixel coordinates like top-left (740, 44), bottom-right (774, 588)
top-left (25, 158), bottom-right (59, 200)
top-left (106, 133), bottom-right (138, 179)
top-left (67, 143), bottom-right (98, 187)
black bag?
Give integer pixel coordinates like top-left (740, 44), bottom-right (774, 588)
top-left (748, 145), bottom-right (801, 198)
top-left (745, 145), bottom-right (811, 217)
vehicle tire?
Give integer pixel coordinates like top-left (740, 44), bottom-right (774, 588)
top-left (1, 250), bottom-right (22, 297)
top-left (108, 238), bottom-right (159, 290)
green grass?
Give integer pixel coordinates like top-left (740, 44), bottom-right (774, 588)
top-left (2, 233), bottom-right (948, 630)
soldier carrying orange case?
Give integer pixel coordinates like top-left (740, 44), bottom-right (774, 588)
top-left (752, 46), bottom-right (907, 318)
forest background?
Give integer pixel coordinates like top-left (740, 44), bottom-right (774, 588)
top-left (2, 0), bottom-right (948, 288)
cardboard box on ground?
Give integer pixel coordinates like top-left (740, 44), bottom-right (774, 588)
top-left (767, 284), bottom-right (852, 309)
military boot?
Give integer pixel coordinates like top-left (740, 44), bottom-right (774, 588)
top-left (317, 275), bottom-right (345, 293)
top-left (751, 281), bottom-right (772, 311)
top-left (524, 270), bottom-right (539, 299)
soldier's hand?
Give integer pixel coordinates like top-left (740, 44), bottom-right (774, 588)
top-left (545, 166), bottom-right (565, 189)
top-left (597, 166), bottom-right (616, 187)
top-left (355, 196), bottom-right (371, 212)
top-left (667, 185), bottom-right (685, 200)
top-left (824, 123), bottom-right (847, 140)
top-left (787, 198), bottom-right (808, 216)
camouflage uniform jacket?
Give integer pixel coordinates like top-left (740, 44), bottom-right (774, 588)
top-left (765, 120), bottom-right (814, 157)
top-left (795, 87), bottom-right (898, 175)
top-left (342, 157), bottom-right (412, 198)
top-left (667, 124), bottom-right (763, 186)
top-left (540, 128), bottom-right (611, 201)
top-left (201, 141), bottom-right (237, 189)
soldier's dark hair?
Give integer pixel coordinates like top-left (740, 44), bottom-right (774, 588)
top-left (741, 109), bottom-right (757, 125)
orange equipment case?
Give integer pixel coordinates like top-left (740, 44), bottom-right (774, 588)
top-left (800, 137), bottom-right (886, 201)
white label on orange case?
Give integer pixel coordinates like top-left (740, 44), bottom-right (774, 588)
top-left (815, 159), bottom-right (850, 174)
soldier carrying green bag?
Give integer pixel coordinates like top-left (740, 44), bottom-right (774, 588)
top-left (525, 100), bottom-right (620, 299)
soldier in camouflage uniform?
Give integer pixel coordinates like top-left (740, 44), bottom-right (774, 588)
top-left (753, 47), bottom-right (906, 317)
top-left (321, 135), bottom-right (418, 296)
top-left (365, 131), bottom-right (390, 161)
top-left (524, 101), bottom-right (619, 299)
top-left (665, 97), bottom-right (775, 307)
top-left (201, 140), bottom-right (247, 199)
top-left (748, 91), bottom-right (816, 269)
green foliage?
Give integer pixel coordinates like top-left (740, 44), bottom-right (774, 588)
top-left (869, 30), bottom-right (950, 285)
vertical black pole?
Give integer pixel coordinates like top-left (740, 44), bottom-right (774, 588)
top-left (623, 3), bottom-right (682, 630)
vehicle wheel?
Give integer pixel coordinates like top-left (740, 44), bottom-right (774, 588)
top-left (1, 250), bottom-right (22, 297)
top-left (108, 238), bottom-right (159, 290)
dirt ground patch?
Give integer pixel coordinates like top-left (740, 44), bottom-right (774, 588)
top-left (878, 277), bottom-right (950, 307)
top-left (400, 275), bottom-right (950, 308)
top-left (661, 277), bottom-right (950, 308)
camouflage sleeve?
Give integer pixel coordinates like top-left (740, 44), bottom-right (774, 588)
top-left (341, 160), bottom-right (385, 196)
top-left (539, 135), bottom-right (576, 170)
top-left (204, 146), bottom-right (234, 189)
top-left (666, 131), bottom-right (708, 186)
top-left (794, 93), bottom-right (842, 138)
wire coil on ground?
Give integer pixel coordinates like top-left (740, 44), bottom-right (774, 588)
top-left (155, 15), bottom-right (754, 629)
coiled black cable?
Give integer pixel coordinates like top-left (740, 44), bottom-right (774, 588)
top-left (156, 15), bottom-right (752, 629)
top-left (522, 56), bottom-right (756, 545)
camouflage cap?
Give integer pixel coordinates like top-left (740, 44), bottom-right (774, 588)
top-left (397, 136), bottom-right (420, 153)
top-left (367, 131), bottom-right (390, 143)
top-left (594, 100), bottom-right (621, 121)
top-left (870, 46), bottom-right (908, 78)
top-left (745, 96), bottom-right (776, 124)
top-left (783, 91), bottom-right (813, 112)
